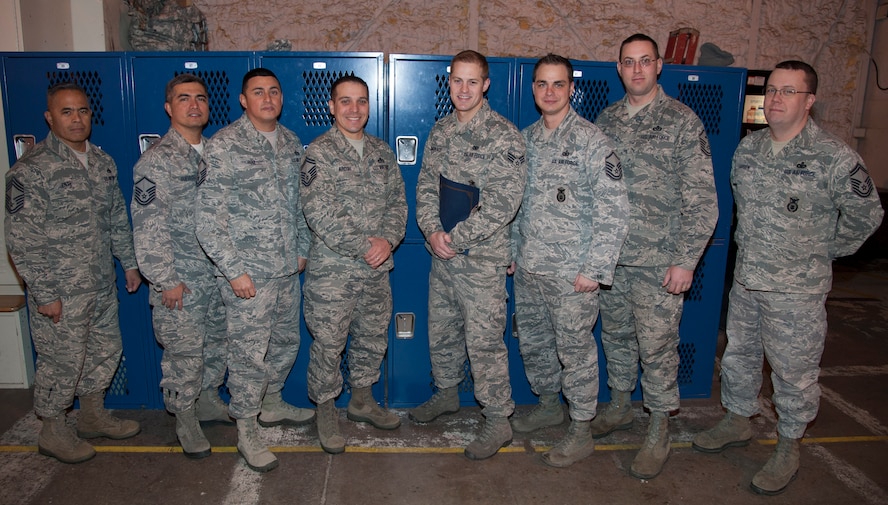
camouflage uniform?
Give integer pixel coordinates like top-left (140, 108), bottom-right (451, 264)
top-left (131, 127), bottom-right (227, 414)
top-left (595, 86), bottom-right (718, 412)
top-left (196, 114), bottom-right (310, 419)
top-left (512, 108), bottom-right (629, 421)
top-left (5, 132), bottom-right (138, 418)
top-left (415, 100), bottom-right (526, 418)
top-left (300, 127), bottom-right (407, 404)
top-left (723, 119), bottom-right (883, 438)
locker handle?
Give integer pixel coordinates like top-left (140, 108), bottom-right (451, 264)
top-left (396, 136), bottom-right (419, 165)
top-left (395, 312), bottom-right (415, 339)
top-left (13, 135), bottom-right (36, 160)
top-left (139, 134), bottom-right (162, 154)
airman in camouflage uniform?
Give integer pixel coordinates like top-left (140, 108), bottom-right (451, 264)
top-left (595, 34), bottom-right (718, 480)
top-left (693, 61), bottom-right (883, 496)
top-left (410, 50), bottom-right (526, 461)
top-left (509, 55), bottom-right (629, 468)
top-left (5, 83), bottom-right (142, 464)
top-left (300, 75), bottom-right (407, 454)
top-left (196, 68), bottom-right (312, 473)
top-left (131, 74), bottom-right (228, 460)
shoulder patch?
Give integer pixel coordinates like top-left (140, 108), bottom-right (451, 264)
top-left (301, 158), bottom-right (318, 187)
top-left (699, 129), bottom-right (711, 157)
top-left (605, 151), bottom-right (623, 180)
top-left (849, 162), bottom-right (874, 198)
top-left (5, 176), bottom-right (24, 214)
top-left (508, 151), bottom-right (526, 166)
top-left (133, 177), bottom-right (157, 206)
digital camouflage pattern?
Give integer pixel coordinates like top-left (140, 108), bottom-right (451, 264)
top-left (513, 107), bottom-right (629, 283)
top-left (595, 85), bottom-right (717, 270)
top-left (131, 128), bottom-right (227, 413)
top-left (196, 114), bottom-right (310, 418)
top-left (595, 85), bottom-right (718, 412)
top-left (5, 132), bottom-right (138, 304)
top-left (416, 100), bottom-right (526, 265)
top-left (416, 100), bottom-right (526, 418)
top-left (196, 114), bottom-right (310, 282)
top-left (512, 107), bottom-right (628, 421)
top-left (300, 127), bottom-right (407, 404)
top-left (5, 132), bottom-right (137, 417)
top-left (731, 119), bottom-right (884, 294)
top-left (721, 117), bottom-right (883, 439)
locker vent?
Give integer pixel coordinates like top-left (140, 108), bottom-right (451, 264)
top-left (677, 342), bottom-right (696, 385)
top-left (434, 73), bottom-right (454, 121)
top-left (676, 83), bottom-right (724, 136)
top-left (301, 70), bottom-right (356, 127)
top-left (687, 255), bottom-right (706, 302)
top-left (174, 70), bottom-right (232, 127)
top-left (46, 71), bottom-right (105, 126)
top-left (107, 354), bottom-right (130, 397)
top-left (571, 79), bottom-right (612, 122)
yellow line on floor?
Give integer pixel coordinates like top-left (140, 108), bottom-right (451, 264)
top-left (1, 436), bottom-right (885, 455)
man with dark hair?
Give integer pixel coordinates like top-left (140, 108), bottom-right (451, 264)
top-left (410, 50), bottom-right (527, 461)
top-left (693, 60), bottom-right (883, 495)
top-left (197, 67), bottom-right (313, 472)
top-left (509, 53), bottom-right (629, 467)
top-left (594, 32), bottom-right (718, 479)
top-left (132, 73), bottom-right (228, 459)
top-left (5, 82), bottom-right (142, 464)
top-left (300, 75), bottom-right (407, 454)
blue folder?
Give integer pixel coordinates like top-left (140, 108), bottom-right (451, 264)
top-left (439, 174), bottom-right (479, 233)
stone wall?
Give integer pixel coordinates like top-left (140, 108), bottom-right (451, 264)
top-left (196, 0), bottom-right (870, 146)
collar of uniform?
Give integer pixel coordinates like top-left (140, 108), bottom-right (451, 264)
top-left (619, 84), bottom-right (666, 118)
top-left (165, 126), bottom-right (206, 162)
top-left (529, 106), bottom-right (579, 142)
top-left (45, 130), bottom-right (91, 164)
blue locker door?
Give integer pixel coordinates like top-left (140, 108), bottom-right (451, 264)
top-left (0, 53), bottom-right (157, 408)
top-left (387, 55), bottom-right (517, 407)
top-left (511, 59), bottom-right (629, 404)
top-left (254, 53), bottom-right (385, 408)
top-left (128, 52), bottom-right (255, 407)
top-left (130, 52), bottom-right (254, 146)
top-left (659, 65), bottom-right (745, 397)
top-left (256, 52), bottom-right (384, 145)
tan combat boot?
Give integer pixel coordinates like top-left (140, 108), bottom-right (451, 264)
top-left (39, 413), bottom-right (96, 464)
top-left (511, 393), bottom-right (564, 433)
top-left (76, 392), bottom-right (140, 440)
top-left (347, 386), bottom-right (400, 430)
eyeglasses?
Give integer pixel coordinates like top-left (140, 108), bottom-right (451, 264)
top-left (620, 57), bottom-right (656, 68)
top-left (764, 87), bottom-right (813, 98)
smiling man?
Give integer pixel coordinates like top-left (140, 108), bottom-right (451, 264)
top-left (693, 60), bottom-right (883, 496)
top-left (300, 75), bottom-right (407, 454)
top-left (411, 50), bottom-right (526, 461)
top-left (196, 68), bottom-right (313, 473)
top-left (594, 33), bottom-right (718, 480)
top-left (509, 54), bottom-right (628, 468)
top-left (132, 74), bottom-right (229, 460)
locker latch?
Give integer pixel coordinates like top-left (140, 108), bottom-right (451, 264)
top-left (13, 135), bottom-right (35, 160)
top-left (395, 312), bottom-right (415, 339)
top-left (139, 134), bottom-right (162, 154)
top-left (396, 136), bottom-right (418, 165)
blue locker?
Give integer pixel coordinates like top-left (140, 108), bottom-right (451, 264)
top-left (659, 64), bottom-right (745, 397)
top-left (254, 52), bottom-right (386, 408)
top-left (386, 55), bottom-right (519, 407)
top-left (0, 53), bottom-right (157, 408)
top-left (256, 52), bottom-right (384, 145)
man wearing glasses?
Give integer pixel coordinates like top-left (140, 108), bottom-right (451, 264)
top-left (594, 33), bottom-right (718, 480)
top-left (693, 60), bottom-right (883, 495)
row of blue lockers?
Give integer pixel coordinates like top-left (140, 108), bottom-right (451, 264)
top-left (0, 51), bottom-right (746, 410)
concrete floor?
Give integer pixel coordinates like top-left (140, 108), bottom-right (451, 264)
top-left (1, 257), bottom-right (886, 505)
